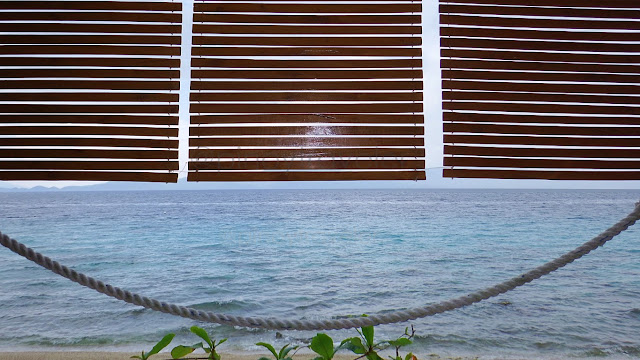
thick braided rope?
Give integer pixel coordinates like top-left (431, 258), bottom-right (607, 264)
top-left (1, 201), bottom-right (639, 330)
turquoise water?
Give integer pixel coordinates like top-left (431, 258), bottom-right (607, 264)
top-left (0, 189), bottom-right (639, 358)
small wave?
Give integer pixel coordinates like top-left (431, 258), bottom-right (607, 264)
top-left (24, 336), bottom-right (127, 347)
top-left (579, 347), bottom-right (609, 357)
top-left (620, 345), bottom-right (640, 356)
top-left (629, 308), bottom-right (640, 317)
top-left (189, 300), bottom-right (260, 313)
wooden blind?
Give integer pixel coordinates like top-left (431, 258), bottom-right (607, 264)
top-left (440, 0), bottom-right (640, 180)
top-left (0, 0), bottom-right (181, 183)
top-left (189, 0), bottom-right (425, 181)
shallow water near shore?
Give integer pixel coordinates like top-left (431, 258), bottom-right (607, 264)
top-left (0, 189), bottom-right (639, 358)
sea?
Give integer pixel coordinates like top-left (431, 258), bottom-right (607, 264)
top-left (0, 189), bottom-right (639, 359)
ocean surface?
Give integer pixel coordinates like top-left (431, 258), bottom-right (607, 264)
top-left (0, 189), bottom-right (639, 359)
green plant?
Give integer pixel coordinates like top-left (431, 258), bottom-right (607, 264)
top-left (256, 342), bottom-right (298, 360)
top-left (387, 326), bottom-right (416, 360)
top-left (131, 333), bottom-right (175, 360)
top-left (171, 326), bottom-right (227, 360)
top-left (342, 321), bottom-right (416, 360)
top-left (310, 333), bottom-right (341, 360)
top-left (341, 324), bottom-right (384, 360)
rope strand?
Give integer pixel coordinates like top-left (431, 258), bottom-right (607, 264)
top-left (2, 201), bottom-right (639, 330)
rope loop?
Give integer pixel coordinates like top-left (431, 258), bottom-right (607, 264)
top-left (1, 202), bottom-right (639, 331)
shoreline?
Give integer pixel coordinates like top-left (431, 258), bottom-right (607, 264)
top-left (0, 353), bottom-right (472, 360)
top-left (0, 351), bottom-right (624, 360)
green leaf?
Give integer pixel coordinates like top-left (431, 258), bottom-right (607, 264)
top-left (257, 342), bottom-right (279, 359)
top-left (212, 351), bottom-right (221, 360)
top-left (190, 326), bottom-right (213, 348)
top-left (218, 338), bottom-right (228, 346)
top-left (279, 344), bottom-right (296, 359)
top-left (148, 333), bottom-right (175, 357)
top-left (310, 333), bottom-right (334, 360)
top-left (259, 357), bottom-right (272, 360)
top-left (171, 345), bottom-right (197, 359)
top-left (388, 338), bottom-right (412, 347)
top-left (361, 326), bottom-right (374, 347)
top-left (365, 351), bottom-right (383, 360)
top-left (340, 337), bottom-right (366, 355)
top-left (404, 353), bottom-right (415, 360)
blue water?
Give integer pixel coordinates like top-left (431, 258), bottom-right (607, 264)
top-left (0, 189), bottom-right (639, 359)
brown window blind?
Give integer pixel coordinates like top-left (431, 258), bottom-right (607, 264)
top-left (0, 1), bottom-right (181, 183)
top-left (189, 0), bottom-right (425, 182)
top-left (440, 0), bottom-right (640, 180)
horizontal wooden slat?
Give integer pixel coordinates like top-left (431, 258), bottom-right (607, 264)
top-left (443, 168), bottom-right (640, 181)
top-left (0, 57), bottom-right (180, 68)
top-left (0, 115), bottom-right (178, 125)
top-left (191, 58), bottom-right (422, 69)
top-left (0, 93), bottom-right (179, 102)
top-left (441, 91), bottom-right (640, 106)
top-left (191, 69), bottom-right (421, 79)
top-left (0, 138), bottom-right (178, 149)
top-left (444, 156), bottom-right (640, 170)
top-left (443, 123), bottom-right (640, 137)
top-left (440, 27), bottom-right (640, 42)
top-left (195, 3), bottom-right (421, 13)
top-left (0, 35), bottom-right (181, 45)
top-left (0, 23), bottom-right (181, 34)
top-left (0, 104), bottom-right (178, 114)
top-left (441, 70), bottom-right (639, 84)
top-left (191, 125), bottom-right (423, 136)
top-left (189, 159), bottom-right (424, 170)
top-left (190, 92), bottom-right (422, 102)
top-left (0, 171), bottom-right (177, 182)
top-left (193, 14), bottom-right (420, 24)
top-left (190, 137), bottom-right (423, 147)
top-left (0, 12), bottom-right (182, 23)
top-left (193, 36), bottom-right (420, 47)
top-left (0, 1), bottom-right (182, 11)
top-left (0, 149), bottom-right (177, 159)
top-left (193, 24), bottom-right (421, 35)
top-left (192, 80), bottom-right (422, 91)
top-left (440, 59), bottom-right (640, 75)
top-left (439, 4), bottom-right (640, 19)
top-left (191, 147), bottom-right (425, 158)
top-left (1, 80), bottom-right (180, 90)
top-left (192, 47), bottom-right (421, 57)
top-left (444, 134), bottom-right (640, 147)
top-left (0, 160), bottom-right (178, 171)
top-left (441, 14), bottom-right (640, 30)
top-left (442, 80), bottom-right (640, 96)
top-left (439, 0), bottom-right (640, 9)
top-left (190, 103), bottom-right (423, 113)
top-left (443, 112), bottom-right (640, 125)
top-left (195, 0), bottom-right (419, 1)
top-left (444, 145), bottom-right (640, 158)
top-left (188, 171), bottom-right (425, 182)
top-left (0, 126), bottom-right (177, 137)
top-left (441, 49), bottom-right (640, 64)
top-left (0, 45), bottom-right (181, 56)
top-left (192, 114), bottom-right (423, 124)
top-left (441, 37), bottom-right (640, 53)
top-left (443, 102), bottom-right (640, 115)
top-left (0, 69), bottom-right (179, 79)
